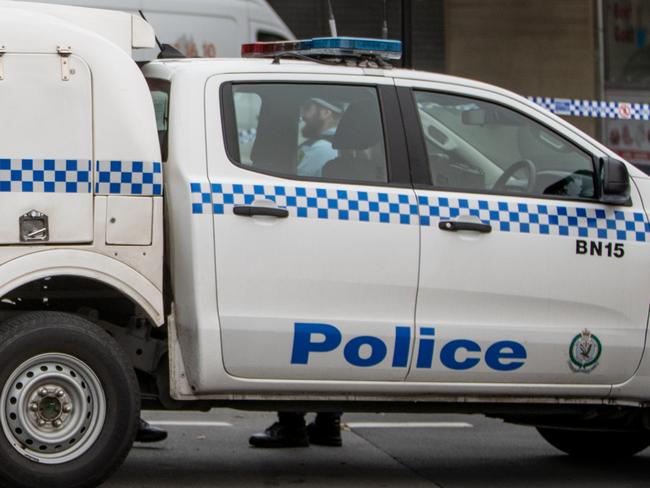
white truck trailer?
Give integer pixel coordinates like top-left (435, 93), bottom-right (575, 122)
top-left (2, 2), bottom-right (650, 487)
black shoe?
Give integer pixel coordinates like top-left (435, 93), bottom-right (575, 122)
top-left (136, 419), bottom-right (168, 443)
top-left (307, 420), bottom-right (342, 447)
top-left (249, 422), bottom-right (309, 448)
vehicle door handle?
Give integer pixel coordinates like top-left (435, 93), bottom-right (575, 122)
top-left (233, 205), bottom-right (289, 218)
top-left (438, 220), bottom-right (492, 233)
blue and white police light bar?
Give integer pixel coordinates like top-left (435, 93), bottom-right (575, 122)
top-left (241, 37), bottom-right (403, 61)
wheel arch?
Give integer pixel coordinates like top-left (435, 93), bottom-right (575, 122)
top-left (0, 249), bottom-right (164, 326)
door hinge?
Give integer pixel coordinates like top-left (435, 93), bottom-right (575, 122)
top-left (0, 46), bottom-right (6, 81)
top-left (57, 46), bottom-right (72, 81)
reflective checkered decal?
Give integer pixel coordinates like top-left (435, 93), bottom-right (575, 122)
top-left (190, 183), bottom-right (419, 225)
top-left (0, 159), bottom-right (91, 193)
top-left (191, 182), bottom-right (650, 243)
top-left (419, 196), bottom-right (650, 243)
top-left (95, 160), bottom-right (163, 196)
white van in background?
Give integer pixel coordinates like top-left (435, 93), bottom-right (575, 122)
top-left (15, 0), bottom-right (294, 57)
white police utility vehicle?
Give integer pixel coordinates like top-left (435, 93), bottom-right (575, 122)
top-left (1, 2), bottom-right (650, 487)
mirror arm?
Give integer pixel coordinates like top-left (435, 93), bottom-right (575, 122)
top-left (601, 194), bottom-right (632, 206)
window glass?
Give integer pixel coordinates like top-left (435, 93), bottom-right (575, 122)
top-left (414, 91), bottom-right (597, 199)
top-left (234, 92), bottom-right (262, 164)
top-left (147, 79), bottom-right (171, 162)
top-left (152, 91), bottom-right (169, 131)
top-left (228, 84), bottom-right (388, 183)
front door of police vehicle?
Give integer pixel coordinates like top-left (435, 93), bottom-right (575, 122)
top-left (208, 75), bottom-right (420, 382)
top-left (398, 79), bottom-right (650, 387)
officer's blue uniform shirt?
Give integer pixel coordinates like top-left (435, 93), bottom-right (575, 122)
top-left (297, 128), bottom-right (338, 177)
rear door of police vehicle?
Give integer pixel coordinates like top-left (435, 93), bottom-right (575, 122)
top-left (206, 73), bottom-right (419, 382)
top-left (396, 78), bottom-right (650, 388)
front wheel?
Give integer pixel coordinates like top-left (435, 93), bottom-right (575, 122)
top-left (537, 426), bottom-right (650, 458)
top-left (0, 312), bottom-right (139, 488)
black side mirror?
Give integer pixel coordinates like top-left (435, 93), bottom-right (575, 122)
top-left (601, 157), bottom-right (632, 206)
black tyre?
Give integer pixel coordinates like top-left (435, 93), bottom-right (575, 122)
top-left (537, 426), bottom-right (650, 458)
top-left (0, 312), bottom-right (139, 488)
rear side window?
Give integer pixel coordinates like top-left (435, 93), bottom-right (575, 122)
top-left (223, 83), bottom-right (388, 184)
top-left (147, 79), bottom-right (171, 162)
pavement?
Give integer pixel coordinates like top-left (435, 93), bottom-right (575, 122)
top-left (103, 410), bottom-right (650, 487)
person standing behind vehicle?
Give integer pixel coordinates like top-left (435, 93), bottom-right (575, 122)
top-left (296, 98), bottom-right (342, 177)
top-left (248, 97), bottom-right (344, 449)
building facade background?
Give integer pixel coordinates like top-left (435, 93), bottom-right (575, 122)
top-left (269, 0), bottom-right (650, 166)
top-left (269, 0), bottom-right (597, 134)
top-left (267, 0), bottom-right (445, 73)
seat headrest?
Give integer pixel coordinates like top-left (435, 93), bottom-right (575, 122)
top-left (333, 99), bottom-right (383, 150)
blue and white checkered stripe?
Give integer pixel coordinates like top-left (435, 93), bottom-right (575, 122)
top-left (191, 183), bottom-right (420, 225)
top-left (530, 96), bottom-right (650, 121)
top-left (419, 196), bottom-right (650, 243)
top-left (95, 160), bottom-right (163, 196)
top-left (191, 182), bottom-right (650, 243)
top-left (0, 158), bottom-right (91, 193)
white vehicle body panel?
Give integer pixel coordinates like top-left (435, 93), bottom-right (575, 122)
top-left (0, 3), bottom-right (165, 324)
top-left (0, 0), bottom-right (156, 52)
top-left (0, 53), bottom-right (93, 243)
top-left (395, 78), bottom-right (650, 386)
top-left (205, 73), bottom-right (419, 383)
top-left (1, 1), bottom-right (649, 409)
top-left (145, 59), bottom-right (649, 403)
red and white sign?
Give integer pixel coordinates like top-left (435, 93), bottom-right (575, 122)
top-left (605, 89), bottom-right (650, 167)
top-left (619, 103), bottom-right (632, 119)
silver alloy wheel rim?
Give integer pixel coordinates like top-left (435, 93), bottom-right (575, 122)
top-left (0, 353), bottom-right (106, 464)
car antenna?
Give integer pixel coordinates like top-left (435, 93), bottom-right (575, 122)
top-left (326, 0), bottom-right (338, 37)
top-left (382, 0), bottom-right (389, 39)
top-left (138, 10), bottom-right (185, 59)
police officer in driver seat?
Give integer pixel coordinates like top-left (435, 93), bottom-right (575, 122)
top-left (296, 97), bottom-right (343, 177)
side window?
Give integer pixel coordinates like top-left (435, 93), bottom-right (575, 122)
top-left (147, 79), bottom-right (171, 162)
top-left (225, 83), bottom-right (388, 184)
top-left (414, 91), bottom-right (597, 200)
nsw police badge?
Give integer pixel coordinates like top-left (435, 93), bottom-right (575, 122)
top-left (568, 329), bottom-right (601, 373)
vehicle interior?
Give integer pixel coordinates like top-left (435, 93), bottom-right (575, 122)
top-left (415, 92), bottom-right (597, 199)
top-left (231, 83), bottom-right (388, 183)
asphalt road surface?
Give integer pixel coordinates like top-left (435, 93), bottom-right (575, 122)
top-left (104, 409), bottom-right (650, 487)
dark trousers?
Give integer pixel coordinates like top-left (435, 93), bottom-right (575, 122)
top-left (278, 411), bottom-right (341, 428)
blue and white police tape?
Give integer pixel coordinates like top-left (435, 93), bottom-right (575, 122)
top-left (530, 96), bottom-right (650, 121)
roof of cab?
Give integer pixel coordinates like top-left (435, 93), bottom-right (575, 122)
top-left (142, 56), bottom-right (554, 123)
top-left (144, 57), bottom-right (514, 98)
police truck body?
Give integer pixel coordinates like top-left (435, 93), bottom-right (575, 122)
top-left (1, 2), bottom-right (650, 487)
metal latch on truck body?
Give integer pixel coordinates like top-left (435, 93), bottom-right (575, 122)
top-left (57, 46), bottom-right (72, 81)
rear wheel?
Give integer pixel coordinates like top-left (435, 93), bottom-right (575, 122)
top-left (0, 312), bottom-right (139, 488)
top-left (537, 426), bottom-right (650, 458)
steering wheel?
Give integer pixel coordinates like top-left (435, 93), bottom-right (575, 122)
top-left (492, 159), bottom-right (537, 193)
